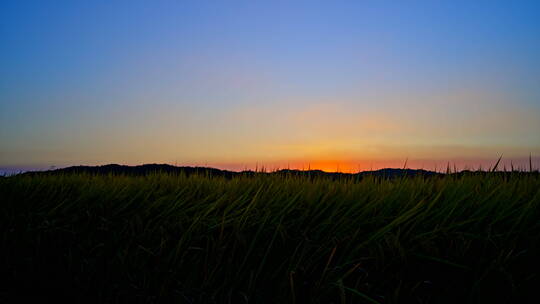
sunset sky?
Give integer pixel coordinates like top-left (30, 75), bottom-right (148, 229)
top-left (1, 1), bottom-right (540, 173)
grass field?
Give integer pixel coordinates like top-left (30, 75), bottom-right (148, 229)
top-left (1, 172), bottom-right (540, 303)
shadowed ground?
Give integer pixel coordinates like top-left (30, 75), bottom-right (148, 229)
top-left (1, 171), bottom-right (539, 303)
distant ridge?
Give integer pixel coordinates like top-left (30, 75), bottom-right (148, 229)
top-left (22, 163), bottom-right (441, 179)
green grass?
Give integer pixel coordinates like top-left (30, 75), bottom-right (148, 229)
top-left (1, 173), bottom-right (539, 303)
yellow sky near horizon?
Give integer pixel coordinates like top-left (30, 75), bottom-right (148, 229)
top-left (3, 89), bottom-right (539, 172)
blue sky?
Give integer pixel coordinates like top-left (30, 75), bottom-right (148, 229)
top-left (1, 0), bottom-right (540, 172)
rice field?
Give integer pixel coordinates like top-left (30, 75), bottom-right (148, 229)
top-left (1, 172), bottom-right (539, 303)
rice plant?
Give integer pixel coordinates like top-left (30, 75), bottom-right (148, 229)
top-left (1, 172), bottom-right (539, 303)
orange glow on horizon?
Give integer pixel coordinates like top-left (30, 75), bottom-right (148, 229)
top-left (206, 157), bottom-right (540, 173)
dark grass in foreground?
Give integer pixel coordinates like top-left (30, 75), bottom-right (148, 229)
top-left (1, 173), bottom-right (540, 303)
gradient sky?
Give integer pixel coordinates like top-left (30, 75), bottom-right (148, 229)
top-left (2, 0), bottom-right (540, 173)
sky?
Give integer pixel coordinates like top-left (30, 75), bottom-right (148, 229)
top-left (1, 0), bottom-right (540, 173)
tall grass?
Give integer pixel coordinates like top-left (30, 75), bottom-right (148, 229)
top-left (1, 173), bottom-right (539, 303)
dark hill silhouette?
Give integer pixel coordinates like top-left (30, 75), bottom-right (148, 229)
top-left (17, 164), bottom-right (539, 179)
top-left (23, 163), bottom-right (442, 179)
